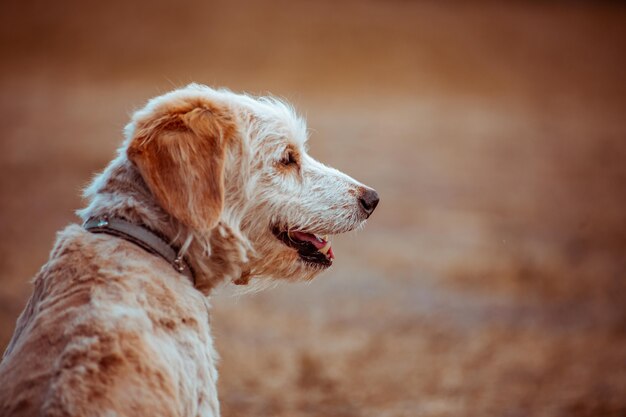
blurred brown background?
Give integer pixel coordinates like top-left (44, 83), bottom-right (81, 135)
top-left (1, 1), bottom-right (625, 416)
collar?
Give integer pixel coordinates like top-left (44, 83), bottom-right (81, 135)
top-left (83, 216), bottom-right (195, 284)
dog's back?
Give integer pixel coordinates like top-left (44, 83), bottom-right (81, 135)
top-left (0, 225), bottom-right (219, 417)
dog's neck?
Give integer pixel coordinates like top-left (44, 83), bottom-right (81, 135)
top-left (77, 151), bottom-right (249, 294)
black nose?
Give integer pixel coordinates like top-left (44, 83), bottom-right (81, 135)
top-left (358, 187), bottom-right (379, 217)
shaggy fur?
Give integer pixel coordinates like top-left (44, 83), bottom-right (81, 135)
top-left (0, 84), bottom-right (378, 417)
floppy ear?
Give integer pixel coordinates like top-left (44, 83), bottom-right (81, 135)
top-left (127, 99), bottom-right (235, 234)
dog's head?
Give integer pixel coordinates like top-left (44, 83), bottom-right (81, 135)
top-left (126, 84), bottom-right (378, 283)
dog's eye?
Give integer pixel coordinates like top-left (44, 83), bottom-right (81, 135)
top-left (280, 150), bottom-right (297, 167)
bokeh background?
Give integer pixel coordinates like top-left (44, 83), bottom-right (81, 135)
top-left (1, 1), bottom-right (625, 416)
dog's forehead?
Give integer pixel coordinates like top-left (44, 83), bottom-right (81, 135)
top-left (247, 98), bottom-right (308, 148)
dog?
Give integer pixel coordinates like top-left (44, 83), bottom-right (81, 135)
top-left (0, 84), bottom-right (379, 417)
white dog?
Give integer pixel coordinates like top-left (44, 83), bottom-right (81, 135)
top-left (0, 84), bottom-right (379, 417)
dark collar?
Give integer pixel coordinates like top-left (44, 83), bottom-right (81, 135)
top-left (83, 216), bottom-right (195, 284)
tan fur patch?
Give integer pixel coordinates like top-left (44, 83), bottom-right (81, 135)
top-left (127, 102), bottom-right (236, 234)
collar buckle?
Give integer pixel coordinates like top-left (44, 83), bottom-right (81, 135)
top-left (173, 254), bottom-right (186, 273)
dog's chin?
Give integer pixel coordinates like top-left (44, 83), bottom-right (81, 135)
top-left (245, 243), bottom-right (328, 283)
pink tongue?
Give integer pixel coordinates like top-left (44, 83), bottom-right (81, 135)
top-left (291, 231), bottom-right (326, 250)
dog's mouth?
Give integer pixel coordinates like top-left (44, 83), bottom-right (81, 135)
top-left (272, 227), bottom-right (334, 268)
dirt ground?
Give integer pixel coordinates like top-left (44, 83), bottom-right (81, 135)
top-left (1, 1), bottom-right (625, 416)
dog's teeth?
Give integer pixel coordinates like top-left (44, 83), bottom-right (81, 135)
top-left (319, 241), bottom-right (331, 255)
top-left (315, 235), bottom-right (324, 243)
